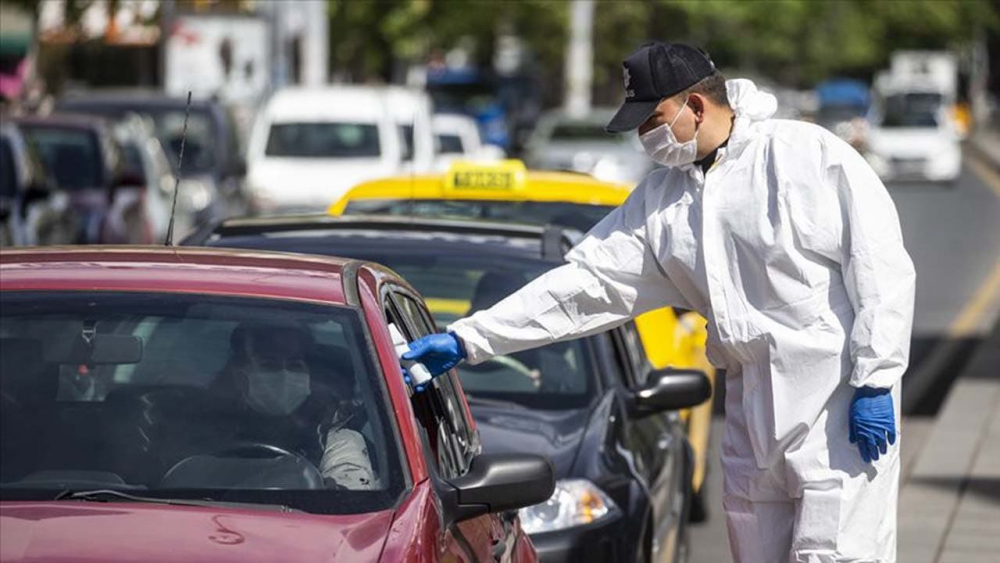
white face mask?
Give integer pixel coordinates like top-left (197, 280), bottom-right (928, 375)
top-left (639, 97), bottom-right (699, 167)
top-left (245, 369), bottom-right (311, 416)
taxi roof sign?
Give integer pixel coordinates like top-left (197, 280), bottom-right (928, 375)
top-left (444, 160), bottom-right (527, 193)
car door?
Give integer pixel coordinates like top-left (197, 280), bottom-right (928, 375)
top-left (610, 322), bottom-right (682, 544)
top-left (383, 285), bottom-right (516, 563)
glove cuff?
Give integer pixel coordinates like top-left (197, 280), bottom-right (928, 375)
top-left (448, 331), bottom-right (467, 360)
top-left (855, 386), bottom-right (891, 398)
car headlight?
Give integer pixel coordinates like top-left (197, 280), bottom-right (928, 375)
top-left (518, 479), bottom-right (618, 534)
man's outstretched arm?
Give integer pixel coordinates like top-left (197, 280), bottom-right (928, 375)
top-left (405, 181), bottom-right (690, 374)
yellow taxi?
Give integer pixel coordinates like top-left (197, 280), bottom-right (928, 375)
top-left (329, 160), bottom-right (718, 519)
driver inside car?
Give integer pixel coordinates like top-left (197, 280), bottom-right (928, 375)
top-left (211, 322), bottom-right (378, 490)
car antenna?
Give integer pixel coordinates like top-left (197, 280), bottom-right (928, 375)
top-left (408, 110), bottom-right (416, 219)
top-left (164, 91), bottom-right (192, 246)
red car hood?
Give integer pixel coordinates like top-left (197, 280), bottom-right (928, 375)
top-left (0, 501), bottom-right (394, 563)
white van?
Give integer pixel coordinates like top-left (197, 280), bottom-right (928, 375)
top-left (867, 66), bottom-right (962, 185)
top-left (431, 113), bottom-right (504, 170)
top-left (245, 86), bottom-right (404, 214)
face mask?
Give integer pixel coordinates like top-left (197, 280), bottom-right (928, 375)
top-left (639, 97), bottom-right (699, 167)
top-left (245, 368), bottom-right (311, 416)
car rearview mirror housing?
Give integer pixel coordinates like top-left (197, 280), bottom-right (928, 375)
top-left (629, 368), bottom-right (711, 417)
top-left (444, 453), bottom-right (555, 523)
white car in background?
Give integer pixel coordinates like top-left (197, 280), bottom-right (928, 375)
top-left (867, 89), bottom-right (962, 184)
top-left (432, 113), bottom-right (504, 170)
top-left (245, 86), bottom-right (405, 214)
top-left (523, 109), bottom-right (654, 187)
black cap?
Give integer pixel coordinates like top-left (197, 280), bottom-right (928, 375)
top-left (606, 42), bottom-right (716, 133)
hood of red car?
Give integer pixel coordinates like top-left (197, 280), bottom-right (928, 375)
top-left (0, 501), bottom-right (394, 563)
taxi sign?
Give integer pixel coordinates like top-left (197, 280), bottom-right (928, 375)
top-left (444, 160), bottom-right (527, 193)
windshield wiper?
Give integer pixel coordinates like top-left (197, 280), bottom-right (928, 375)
top-left (53, 489), bottom-right (300, 513)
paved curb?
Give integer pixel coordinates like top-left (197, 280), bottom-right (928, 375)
top-left (897, 323), bottom-right (1000, 563)
top-left (966, 128), bottom-right (1000, 170)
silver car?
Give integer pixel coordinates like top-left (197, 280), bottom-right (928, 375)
top-left (523, 108), bottom-right (654, 187)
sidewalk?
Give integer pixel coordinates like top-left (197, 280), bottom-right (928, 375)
top-left (897, 321), bottom-right (1000, 563)
top-left (968, 126), bottom-right (1000, 169)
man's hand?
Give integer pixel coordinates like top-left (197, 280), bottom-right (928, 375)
top-left (849, 386), bottom-right (896, 463)
top-left (402, 332), bottom-right (466, 378)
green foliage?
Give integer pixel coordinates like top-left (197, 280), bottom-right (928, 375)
top-left (324, 0), bottom-right (995, 89)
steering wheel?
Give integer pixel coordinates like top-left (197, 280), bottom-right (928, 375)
top-left (462, 354), bottom-right (539, 385)
top-left (161, 441), bottom-right (325, 490)
top-left (211, 442), bottom-right (304, 459)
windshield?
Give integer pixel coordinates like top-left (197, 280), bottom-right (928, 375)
top-left (0, 292), bottom-right (404, 514)
top-left (436, 133), bottom-right (464, 155)
top-left (20, 126), bottom-right (105, 191)
top-left (265, 122), bottom-right (381, 158)
top-left (344, 199), bottom-right (616, 232)
top-left (880, 93), bottom-right (942, 128)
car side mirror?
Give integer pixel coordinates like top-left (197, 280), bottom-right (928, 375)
top-left (628, 368), bottom-right (711, 417)
top-left (444, 453), bottom-right (555, 523)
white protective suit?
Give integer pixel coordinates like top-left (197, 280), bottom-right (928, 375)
top-left (450, 79), bottom-right (915, 563)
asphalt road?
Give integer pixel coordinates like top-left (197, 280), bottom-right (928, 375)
top-left (686, 146), bottom-right (1000, 562)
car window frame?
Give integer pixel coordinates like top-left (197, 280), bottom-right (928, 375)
top-left (609, 322), bottom-right (653, 389)
top-left (379, 284), bottom-right (477, 479)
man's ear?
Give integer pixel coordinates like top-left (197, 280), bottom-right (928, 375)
top-left (689, 94), bottom-right (706, 122)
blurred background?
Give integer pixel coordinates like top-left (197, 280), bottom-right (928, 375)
top-left (0, 0), bottom-right (997, 245)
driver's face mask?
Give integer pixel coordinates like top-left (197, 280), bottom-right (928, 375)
top-left (243, 356), bottom-right (311, 416)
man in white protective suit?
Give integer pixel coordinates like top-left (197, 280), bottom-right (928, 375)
top-left (403, 42), bottom-right (915, 563)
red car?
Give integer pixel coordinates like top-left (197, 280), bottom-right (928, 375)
top-left (0, 246), bottom-right (552, 562)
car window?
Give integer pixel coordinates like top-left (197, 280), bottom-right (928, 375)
top-left (0, 291), bottom-right (405, 515)
top-left (609, 322), bottom-right (652, 388)
top-left (880, 92), bottom-right (942, 128)
top-left (436, 134), bottom-right (464, 155)
top-left (119, 142), bottom-right (148, 183)
top-left (149, 110), bottom-right (216, 175)
top-left (265, 122), bottom-right (381, 158)
top-left (384, 288), bottom-right (476, 478)
top-left (620, 322), bottom-right (651, 385)
top-left (20, 126), bottom-right (105, 190)
top-left (0, 139), bottom-right (17, 199)
top-left (343, 199), bottom-right (616, 232)
top-left (399, 125), bottom-right (414, 161)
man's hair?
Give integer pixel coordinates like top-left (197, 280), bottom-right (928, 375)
top-left (674, 70), bottom-right (729, 108)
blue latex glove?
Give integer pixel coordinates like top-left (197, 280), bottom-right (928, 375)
top-left (849, 386), bottom-right (896, 463)
top-left (401, 332), bottom-right (466, 378)
top-left (401, 366), bottom-right (428, 393)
